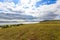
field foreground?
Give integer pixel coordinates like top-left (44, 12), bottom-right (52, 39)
top-left (0, 20), bottom-right (60, 40)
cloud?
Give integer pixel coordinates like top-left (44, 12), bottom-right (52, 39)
top-left (0, 0), bottom-right (60, 22)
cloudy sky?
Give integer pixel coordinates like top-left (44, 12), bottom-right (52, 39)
top-left (0, 0), bottom-right (60, 22)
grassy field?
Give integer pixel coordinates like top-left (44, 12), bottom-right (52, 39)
top-left (0, 20), bottom-right (60, 40)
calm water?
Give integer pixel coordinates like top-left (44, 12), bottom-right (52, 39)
top-left (0, 21), bottom-right (39, 25)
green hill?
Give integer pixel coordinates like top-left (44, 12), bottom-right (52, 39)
top-left (40, 20), bottom-right (60, 24)
top-left (0, 20), bottom-right (60, 40)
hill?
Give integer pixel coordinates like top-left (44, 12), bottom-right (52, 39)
top-left (40, 20), bottom-right (60, 24)
top-left (0, 20), bottom-right (60, 40)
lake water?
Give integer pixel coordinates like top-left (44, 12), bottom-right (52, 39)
top-left (0, 21), bottom-right (39, 25)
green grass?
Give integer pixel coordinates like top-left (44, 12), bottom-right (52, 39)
top-left (0, 20), bottom-right (60, 40)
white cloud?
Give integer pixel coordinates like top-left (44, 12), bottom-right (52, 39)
top-left (0, 0), bottom-right (60, 21)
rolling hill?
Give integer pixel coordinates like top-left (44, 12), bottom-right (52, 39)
top-left (0, 20), bottom-right (60, 40)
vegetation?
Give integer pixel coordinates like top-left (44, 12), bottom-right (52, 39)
top-left (40, 20), bottom-right (60, 24)
top-left (0, 20), bottom-right (60, 40)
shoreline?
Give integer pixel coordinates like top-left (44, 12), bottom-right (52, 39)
top-left (0, 22), bottom-right (39, 25)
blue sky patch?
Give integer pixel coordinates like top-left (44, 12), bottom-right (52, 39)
top-left (13, 0), bottom-right (19, 4)
top-left (0, 0), bottom-right (4, 2)
top-left (0, 0), bottom-right (19, 4)
top-left (35, 0), bottom-right (57, 7)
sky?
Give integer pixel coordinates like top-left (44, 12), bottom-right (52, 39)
top-left (0, 0), bottom-right (60, 22)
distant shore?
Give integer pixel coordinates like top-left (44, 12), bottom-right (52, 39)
top-left (0, 21), bottom-right (39, 25)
